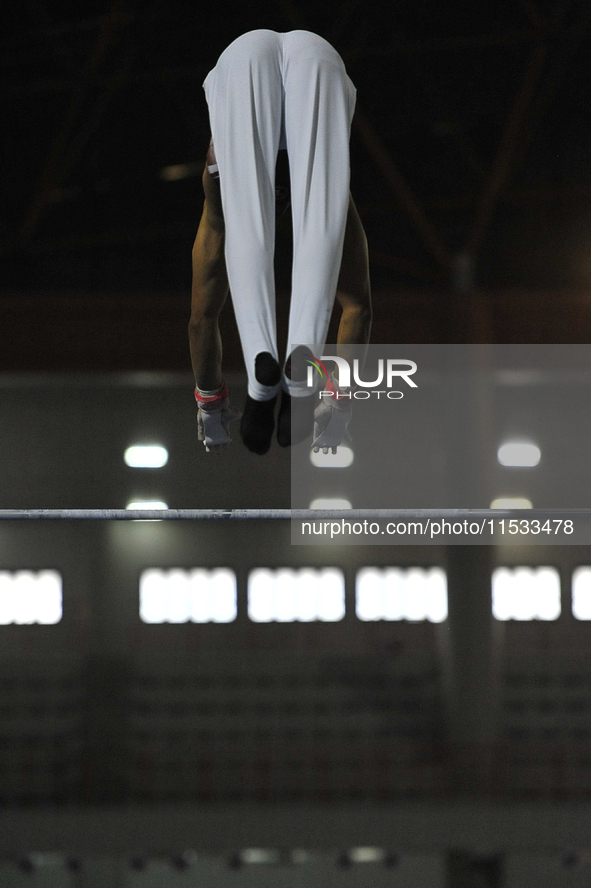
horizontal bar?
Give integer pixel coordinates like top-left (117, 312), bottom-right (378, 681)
top-left (1, 509), bottom-right (591, 521)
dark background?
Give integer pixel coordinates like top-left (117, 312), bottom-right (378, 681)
top-left (2, 0), bottom-right (591, 372)
top-left (2, 6), bottom-right (591, 883)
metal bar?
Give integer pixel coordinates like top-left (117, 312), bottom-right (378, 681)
top-left (1, 509), bottom-right (590, 521)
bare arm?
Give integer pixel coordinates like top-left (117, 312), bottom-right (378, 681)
top-left (189, 163), bottom-right (371, 392)
top-left (188, 165), bottom-right (229, 392)
top-left (335, 193), bottom-right (372, 346)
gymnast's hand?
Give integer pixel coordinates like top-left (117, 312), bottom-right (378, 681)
top-left (312, 385), bottom-right (353, 455)
top-left (195, 384), bottom-right (240, 454)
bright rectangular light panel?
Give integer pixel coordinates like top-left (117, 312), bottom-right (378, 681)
top-left (492, 566), bottom-right (560, 620)
top-left (310, 445), bottom-right (354, 467)
top-left (497, 441), bottom-right (541, 466)
top-left (349, 848), bottom-right (387, 864)
top-left (248, 568), bottom-right (345, 622)
top-left (490, 497), bottom-right (533, 510)
top-left (309, 498), bottom-right (352, 509)
top-left (126, 501), bottom-right (168, 510)
top-left (0, 570), bottom-right (62, 625)
top-left (124, 445), bottom-right (168, 468)
top-left (572, 567), bottom-right (591, 620)
top-left (356, 567), bottom-right (447, 622)
top-left (139, 568), bottom-right (237, 623)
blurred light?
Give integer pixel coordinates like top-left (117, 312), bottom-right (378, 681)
top-left (349, 848), bottom-right (387, 863)
top-left (248, 568), bottom-right (345, 622)
top-left (159, 162), bottom-right (202, 181)
top-left (492, 566), bottom-right (560, 620)
top-left (310, 445), bottom-right (354, 467)
top-left (30, 853), bottom-right (65, 868)
top-left (140, 568), bottom-right (237, 623)
top-left (0, 570), bottom-right (62, 625)
top-left (572, 567), bottom-right (591, 619)
top-left (291, 850), bottom-right (314, 864)
top-left (356, 567), bottom-right (447, 622)
top-left (498, 441), bottom-right (541, 466)
top-left (309, 498), bottom-right (352, 509)
top-left (240, 849), bottom-right (281, 865)
top-left (490, 497), bottom-right (533, 509)
top-left (126, 501), bottom-right (168, 510)
top-left (124, 445), bottom-right (168, 468)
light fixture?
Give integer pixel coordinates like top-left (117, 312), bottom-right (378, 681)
top-left (124, 445), bottom-right (168, 468)
top-left (490, 497), bottom-right (533, 509)
top-left (492, 566), bottom-right (560, 620)
top-left (497, 441), bottom-right (541, 466)
top-left (139, 568), bottom-right (237, 623)
top-left (349, 848), bottom-right (387, 864)
top-left (0, 570), bottom-right (62, 625)
top-left (126, 500), bottom-right (168, 510)
top-left (356, 567), bottom-right (447, 622)
top-left (309, 498), bottom-right (352, 509)
top-left (310, 445), bottom-right (354, 468)
top-left (248, 568), bottom-right (345, 622)
top-left (291, 850), bottom-right (314, 864)
top-left (572, 567), bottom-right (591, 620)
top-left (240, 849), bottom-right (281, 865)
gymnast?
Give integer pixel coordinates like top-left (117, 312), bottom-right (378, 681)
top-left (188, 29), bottom-right (371, 454)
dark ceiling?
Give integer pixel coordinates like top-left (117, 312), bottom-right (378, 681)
top-left (1, 0), bottom-right (591, 369)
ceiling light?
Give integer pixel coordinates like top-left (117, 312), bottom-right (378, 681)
top-left (240, 849), bottom-right (281, 865)
top-left (492, 566), bottom-right (560, 620)
top-left (572, 567), bottom-right (591, 620)
top-left (349, 847), bottom-right (387, 864)
top-left (497, 441), bottom-right (541, 466)
top-left (309, 498), bottom-right (352, 509)
top-left (490, 497), bottom-right (533, 509)
top-left (124, 445), bottom-right (168, 468)
top-left (310, 445), bottom-right (354, 468)
top-left (126, 501), bottom-right (168, 510)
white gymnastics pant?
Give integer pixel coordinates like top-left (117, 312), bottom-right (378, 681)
top-left (203, 29), bottom-right (357, 400)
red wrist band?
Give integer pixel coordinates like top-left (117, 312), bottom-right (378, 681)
top-left (194, 382), bottom-right (228, 404)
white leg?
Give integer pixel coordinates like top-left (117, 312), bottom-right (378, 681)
top-left (282, 30), bottom-right (357, 394)
top-left (203, 30), bottom-right (283, 400)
